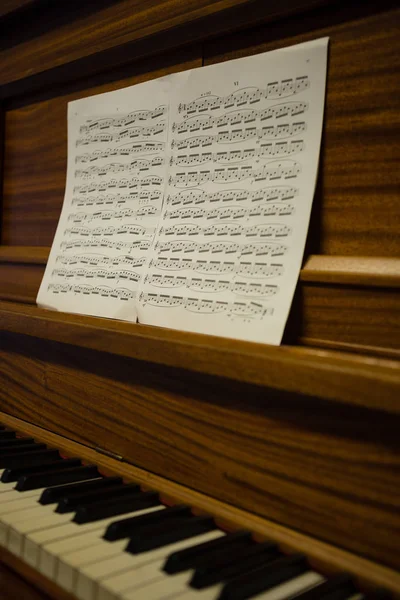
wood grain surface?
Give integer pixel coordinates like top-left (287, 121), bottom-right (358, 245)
top-left (0, 0), bottom-right (39, 18)
top-left (0, 334), bottom-right (399, 571)
top-left (1, 412), bottom-right (400, 598)
top-left (0, 0), bottom-right (333, 93)
top-left (204, 8), bottom-right (400, 257)
top-left (0, 300), bottom-right (399, 412)
top-left (0, 557), bottom-right (53, 600)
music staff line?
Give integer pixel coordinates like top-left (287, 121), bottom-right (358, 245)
top-left (64, 224), bottom-right (155, 237)
top-left (165, 203), bottom-right (295, 220)
top-left (76, 123), bottom-right (166, 146)
top-left (167, 186), bottom-right (298, 206)
top-left (60, 239), bottom-right (151, 252)
top-left (68, 206), bottom-right (159, 223)
top-left (79, 106), bottom-right (167, 133)
top-left (48, 283), bottom-right (136, 300)
top-left (178, 77), bottom-right (310, 114)
top-left (75, 142), bottom-right (165, 162)
top-left (52, 268), bottom-right (141, 283)
top-left (155, 240), bottom-right (288, 257)
top-left (171, 124), bottom-right (306, 149)
top-left (72, 191), bottom-right (162, 207)
top-left (56, 254), bottom-right (146, 268)
top-left (169, 161), bottom-right (301, 187)
top-left (150, 257), bottom-right (284, 277)
top-left (145, 274), bottom-right (279, 297)
top-left (139, 292), bottom-right (274, 318)
top-left (172, 102), bottom-right (308, 133)
top-left (74, 176), bottom-right (163, 194)
top-left (160, 222), bottom-right (292, 238)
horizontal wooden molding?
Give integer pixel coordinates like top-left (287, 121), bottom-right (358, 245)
top-left (0, 300), bottom-right (399, 413)
top-left (1, 247), bottom-right (399, 288)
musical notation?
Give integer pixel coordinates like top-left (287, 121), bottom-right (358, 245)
top-left (171, 124), bottom-right (306, 151)
top-left (178, 77), bottom-right (310, 114)
top-left (65, 224), bottom-right (154, 237)
top-left (60, 239), bottom-right (151, 252)
top-left (75, 159), bottom-right (164, 177)
top-left (77, 123), bottom-right (166, 146)
top-left (172, 102), bottom-right (308, 133)
top-left (74, 176), bottom-right (163, 194)
top-left (146, 273), bottom-right (278, 296)
top-left (68, 206), bottom-right (159, 223)
top-left (169, 161), bottom-right (301, 187)
top-left (150, 257), bottom-right (284, 277)
top-left (48, 283), bottom-right (136, 300)
top-left (79, 106), bottom-right (167, 133)
top-left (160, 222), bottom-right (291, 238)
top-left (140, 292), bottom-right (274, 318)
top-left (72, 191), bottom-right (162, 207)
top-left (75, 143), bottom-right (165, 163)
top-left (155, 240), bottom-right (288, 257)
top-left (52, 267), bottom-right (141, 282)
top-left (170, 141), bottom-right (304, 166)
top-left (164, 203), bottom-right (294, 221)
top-left (167, 186), bottom-right (297, 206)
top-left (56, 254), bottom-right (146, 268)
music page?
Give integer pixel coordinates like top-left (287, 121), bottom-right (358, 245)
top-left (38, 38), bottom-right (328, 344)
top-left (137, 38), bottom-right (328, 344)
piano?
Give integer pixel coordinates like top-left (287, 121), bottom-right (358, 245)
top-left (0, 1), bottom-right (399, 599)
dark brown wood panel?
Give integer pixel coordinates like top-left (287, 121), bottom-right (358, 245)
top-left (0, 300), bottom-right (399, 412)
top-left (1, 51), bottom-right (201, 246)
top-left (0, 0), bottom-right (39, 18)
top-left (0, 331), bottom-right (399, 569)
top-left (204, 8), bottom-right (400, 257)
top-left (0, 262), bottom-right (43, 303)
top-left (0, 0), bottom-right (333, 92)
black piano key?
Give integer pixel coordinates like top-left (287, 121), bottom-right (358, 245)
top-left (0, 449), bottom-right (61, 470)
top-left (217, 553), bottom-right (308, 600)
top-left (0, 431), bottom-right (17, 440)
top-left (289, 574), bottom-right (356, 599)
top-left (163, 530), bottom-right (253, 574)
top-left (104, 504), bottom-right (191, 541)
top-left (0, 443), bottom-right (47, 458)
top-left (40, 476), bottom-right (122, 505)
top-left (73, 489), bottom-right (160, 523)
top-left (57, 482), bottom-right (141, 513)
top-left (126, 515), bottom-right (216, 554)
top-left (0, 437), bottom-right (35, 448)
top-left (190, 540), bottom-right (280, 589)
top-left (2, 457), bottom-right (81, 483)
top-left (16, 464), bottom-right (100, 491)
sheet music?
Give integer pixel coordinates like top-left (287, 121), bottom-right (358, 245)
top-left (37, 75), bottom-right (178, 320)
top-left (38, 38), bottom-right (328, 344)
top-left (137, 38), bottom-right (329, 344)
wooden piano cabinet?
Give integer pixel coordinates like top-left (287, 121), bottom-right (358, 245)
top-left (0, 0), bottom-right (399, 598)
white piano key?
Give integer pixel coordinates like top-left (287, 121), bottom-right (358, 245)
top-left (73, 531), bottom-right (224, 600)
top-left (118, 570), bottom-right (192, 600)
top-left (7, 511), bottom-right (72, 556)
top-left (346, 595), bottom-right (364, 600)
top-left (0, 481), bottom-right (20, 494)
top-left (0, 489), bottom-right (47, 515)
top-left (38, 507), bottom-right (162, 577)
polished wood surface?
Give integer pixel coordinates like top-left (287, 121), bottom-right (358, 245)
top-left (1, 412), bottom-right (399, 597)
top-left (0, 0), bottom-right (39, 18)
top-left (0, 557), bottom-right (53, 600)
top-left (0, 331), bottom-right (399, 570)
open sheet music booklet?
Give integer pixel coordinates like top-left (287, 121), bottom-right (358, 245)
top-left (37, 38), bottom-right (328, 345)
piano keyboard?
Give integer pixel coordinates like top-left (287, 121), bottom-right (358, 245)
top-left (0, 425), bottom-right (391, 600)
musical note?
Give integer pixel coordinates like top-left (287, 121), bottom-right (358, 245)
top-left (150, 257), bottom-right (284, 277)
top-left (48, 283), bottom-right (136, 300)
top-left (68, 206), bottom-right (159, 223)
top-left (160, 222), bottom-right (291, 238)
top-left (76, 123), bottom-right (166, 146)
top-left (74, 176), bottom-right (163, 193)
top-left (72, 191), bottom-right (162, 207)
top-left (60, 239), bottom-right (151, 252)
top-left (64, 224), bottom-right (154, 237)
top-left (155, 240), bottom-right (288, 257)
top-left (164, 203), bottom-right (294, 220)
top-left (79, 106), bottom-right (167, 133)
top-left (172, 102), bottom-right (308, 133)
top-left (52, 267), bottom-right (141, 282)
top-left (56, 254), bottom-right (146, 268)
top-left (146, 273), bottom-right (279, 296)
top-left (178, 77), bottom-right (310, 114)
top-left (75, 159), bottom-right (165, 177)
top-left (167, 186), bottom-right (298, 206)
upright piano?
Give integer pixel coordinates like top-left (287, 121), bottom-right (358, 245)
top-left (0, 1), bottom-right (399, 598)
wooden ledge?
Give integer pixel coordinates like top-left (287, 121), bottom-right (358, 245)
top-left (0, 300), bottom-right (399, 413)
